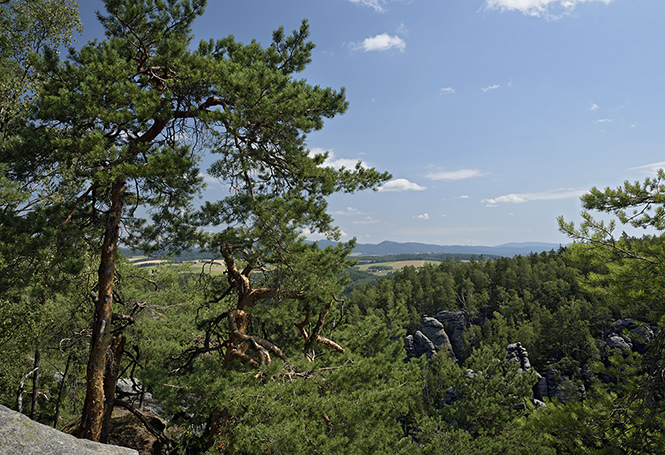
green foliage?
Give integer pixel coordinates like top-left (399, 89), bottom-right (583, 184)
top-left (0, 0), bottom-right (81, 133)
top-left (417, 346), bottom-right (550, 455)
top-left (528, 389), bottom-right (665, 454)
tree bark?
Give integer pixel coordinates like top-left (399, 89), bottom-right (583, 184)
top-left (100, 334), bottom-right (126, 443)
top-left (78, 178), bottom-right (125, 441)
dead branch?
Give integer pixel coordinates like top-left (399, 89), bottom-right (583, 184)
top-left (112, 399), bottom-right (170, 448)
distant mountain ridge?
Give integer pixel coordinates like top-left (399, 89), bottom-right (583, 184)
top-left (320, 240), bottom-right (563, 258)
top-left (122, 241), bottom-right (563, 261)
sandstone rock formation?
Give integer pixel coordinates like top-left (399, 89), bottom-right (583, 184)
top-left (0, 404), bottom-right (138, 455)
top-left (405, 311), bottom-right (468, 361)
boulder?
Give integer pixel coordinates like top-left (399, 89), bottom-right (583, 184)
top-left (0, 404), bottom-right (138, 455)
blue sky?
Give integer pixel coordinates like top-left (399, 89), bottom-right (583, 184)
top-left (76, 0), bottom-right (665, 246)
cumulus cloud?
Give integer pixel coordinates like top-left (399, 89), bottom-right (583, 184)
top-left (302, 227), bottom-right (349, 239)
top-left (310, 148), bottom-right (368, 170)
top-left (482, 188), bottom-right (587, 205)
top-left (426, 169), bottom-right (484, 181)
top-left (590, 103), bottom-right (599, 111)
top-left (481, 84), bottom-right (500, 92)
top-left (596, 118), bottom-right (613, 123)
top-left (440, 87), bottom-right (456, 95)
top-left (414, 213), bottom-right (430, 220)
top-left (483, 0), bottom-right (613, 19)
top-left (352, 33), bottom-right (406, 52)
top-left (378, 178), bottom-right (426, 192)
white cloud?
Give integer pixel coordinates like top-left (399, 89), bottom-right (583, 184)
top-left (378, 178), bottom-right (426, 192)
top-left (414, 213), bottom-right (430, 220)
top-left (481, 84), bottom-right (500, 92)
top-left (440, 87), bottom-right (456, 95)
top-left (482, 188), bottom-right (587, 205)
top-left (347, 0), bottom-right (387, 12)
top-left (590, 103), bottom-right (599, 111)
top-left (302, 227), bottom-right (349, 239)
top-left (484, 0), bottom-right (613, 19)
top-left (331, 207), bottom-right (366, 216)
top-left (426, 169), bottom-right (484, 181)
top-left (310, 148), bottom-right (368, 170)
top-left (347, 0), bottom-right (412, 12)
top-left (596, 118), bottom-right (613, 123)
top-left (630, 161), bottom-right (665, 174)
top-left (352, 33), bottom-right (406, 52)
top-left (459, 195), bottom-right (470, 199)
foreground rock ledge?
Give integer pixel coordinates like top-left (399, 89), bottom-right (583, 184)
top-left (0, 405), bottom-right (138, 455)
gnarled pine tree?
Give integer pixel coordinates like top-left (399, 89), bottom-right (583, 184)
top-left (24, 0), bottom-right (388, 442)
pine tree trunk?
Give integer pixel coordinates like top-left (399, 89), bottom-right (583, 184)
top-left (78, 178), bottom-right (125, 441)
top-left (100, 334), bottom-right (126, 443)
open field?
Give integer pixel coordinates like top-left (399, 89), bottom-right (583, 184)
top-left (355, 260), bottom-right (439, 274)
top-left (126, 255), bottom-right (448, 277)
top-left (129, 258), bottom-right (227, 275)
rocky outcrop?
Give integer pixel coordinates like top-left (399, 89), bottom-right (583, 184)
top-left (0, 404), bottom-right (138, 455)
top-left (599, 319), bottom-right (659, 357)
top-left (506, 342), bottom-right (531, 371)
top-left (405, 312), bottom-right (468, 361)
top-left (435, 310), bottom-right (468, 361)
top-left (405, 330), bottom-right (436, 358)
top-left (406, 311), bottom-right (660, 406)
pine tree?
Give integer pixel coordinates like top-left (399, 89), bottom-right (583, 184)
top-left (8, 0), bottom-right (389, 441)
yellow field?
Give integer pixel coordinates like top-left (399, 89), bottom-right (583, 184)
top-left (356, 260), bottom-right (435, 274)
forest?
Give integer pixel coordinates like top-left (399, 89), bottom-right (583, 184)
top-left (1, 0), bottom-right (665, 454)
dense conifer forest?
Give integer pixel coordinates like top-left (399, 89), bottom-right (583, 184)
top-left (2, 244), bottom-right (665, 453)
top-left (1, 0), bottom-right (665, 453)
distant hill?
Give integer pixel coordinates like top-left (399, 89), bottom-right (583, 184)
top-left (319, 240), bottom-right (563, 258)
top-left (122, 241), bottom-right (563, 262)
